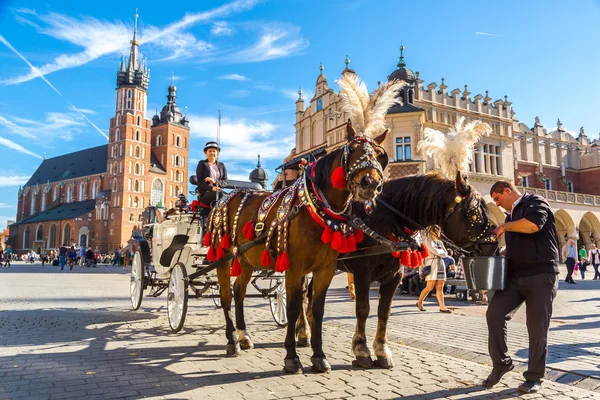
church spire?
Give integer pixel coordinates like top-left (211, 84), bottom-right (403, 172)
top-left (117, 9), bottom-right (149, 89)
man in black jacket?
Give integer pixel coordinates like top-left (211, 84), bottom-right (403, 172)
top-left (483, 180), bottom-right (559, 394)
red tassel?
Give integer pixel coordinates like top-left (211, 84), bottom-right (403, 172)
top-left (216, 246), bottom-right (225, 260)
top-left (410, 251), bottom-right (419, 268)
top-left (400, 250), bottom-right (410, 266)
top-left (354, 229), bottom-right (364, 243)
top-left (391, 251), bottom-right (401, 258)
top-left (206, 246), bottom-right (215, 262)
top-left (276, 252), bottom-right (290, 272)
top-left (203, 232), bottom-right (211, 246)
top-left (331, 166), bottom-right (346, 189)
top-left (338, 236), bottom-right (349, 254)
top-left (220, 233), bottom-right (231, 249)
top-left (347, 234), bottom-right (357, 252)
top-left (321, 227), bottom-right (333, 244)
top-left (260, 248), bottom-right (271, 266)
top-left (416, 252), bottom-right (423, 267)
top-left (231, 258), bottom-right (242, 277)
top-left (331, 231), bottom-right (343, 251)
top-left (242, 221), bottom-right (255, 240)
top-left (420, 243), bottom-right (429, 258)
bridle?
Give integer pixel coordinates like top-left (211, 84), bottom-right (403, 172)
top-left (442, 195), bottom-right (497, 252)
top-left (339, 136), bottom-right (387, 196)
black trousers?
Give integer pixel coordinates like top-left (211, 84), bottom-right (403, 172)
top-left (486, 273), bottom-right (558, 382)
top-left (565, 258), bottom-right (576, 283)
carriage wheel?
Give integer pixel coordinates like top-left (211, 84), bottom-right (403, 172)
top-left (268, 277), bottom-right (287, 327)
top-left (167, 262), bottom-right (188, 332)
top-left (210, 283), bottom-right (221, 308)
top-left (130, 250), bottom-right (144, 311)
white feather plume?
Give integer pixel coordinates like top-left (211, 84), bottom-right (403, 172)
top-left (417, 117), bottom-right (492, 178)
top-left (335, 73), bottom-right (406, 138)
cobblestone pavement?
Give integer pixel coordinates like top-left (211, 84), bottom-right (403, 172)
top-left (0, 263), bottom-right (599, 400)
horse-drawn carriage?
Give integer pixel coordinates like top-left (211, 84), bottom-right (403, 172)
top-left (128, 178), bottom-right (288, 332)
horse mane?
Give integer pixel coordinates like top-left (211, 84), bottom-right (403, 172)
top-left (367, 172), bottom-right (477, 236)
top-left (312, 148), bottom-right (342, 188)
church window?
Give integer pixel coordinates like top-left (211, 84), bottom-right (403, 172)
top-left (127, 89), bottom-right (132, 109)
top-left (30, 193), bottom-right (36, 215)
top-left (63, 223), bottom-right (71, 245)
top-left (119, 162), bottom-right (123, 173)
top-left (112, 178), bottom-right (118, 192)
top-left (136, 130), bottom-right (141, 141)
top-left (134, 179), bottom-right (139, 192)
top-left (137, 115), bottom-right (141, 126)
top-left (176, 136), bottom-right (181, 147)
top-left (23, 226), bottom-right (31, 249)
top-left (135, 146), bottom-right (140, 158)
top-left (36, 224), bottom-right (43, 241)
top-left (151, 178), bottom-right (164, 206)
top-left (49, 224), bottom-right (56, 248)
top-left (53, 186), bottom-right (58, 201)
top-left (175, 155), bottom-right (180, 166)
top-left (66, 186), bottom-right (73, 203)
top-left (156, 136), bottom-right (162, 146)
top-left (395, 137), bottom-right (412, 161)
top-left (137, 95), bottom-right (142, 112)
top-left (79, 182), bottom-right (85, 201)
top-left (175, 170), bottom-right (180, 182)
top-left (135, 163), bottom-right (140, 175)
top-left (175, 186), bottom-right (180, 196)
top-left (129, 213), bottom-right (134, 222)
top-left (133, 196), bottom-right (139, 208)
top-left (92, 181), bottom-right (98, 198)
top-left (111, 146), bottom-right (115, 158)
top-left (116, 114), bottom-right (120, 126)
top-left (41, 193), bottom-right (46, 211)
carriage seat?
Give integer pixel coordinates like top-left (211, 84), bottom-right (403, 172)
top-left (189, 175), bottom-right (211, 209)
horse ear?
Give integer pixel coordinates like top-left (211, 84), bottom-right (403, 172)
top-left (373, 129), bottom-right (388, 145)
top-left (346, 120), bottom-right (358, 140)
top-left (455, 171), bottom-right (470, 196)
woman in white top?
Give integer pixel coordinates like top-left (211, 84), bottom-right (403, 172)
top-left (416, 225), bottom-right (452, 313)
top-left (587, 243), bottom-right (600, 280)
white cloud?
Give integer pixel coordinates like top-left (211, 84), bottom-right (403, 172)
top-left (211, 21), bottom-right (234, 36)
top-left (281, 88), bottom-right (313, 102)
top-left (475, 32), bottom-right (501, 37)
top-left (219, 73), bottom-right (248, 81)
top-left (69, 105), bottom-right (96, 115)
top-left (0, 202), bottom-right (13, 208)
top-left (0, 137), bottom-right (42, 159)
top-left (2, 112), bottom-right (87, 141)
top-left (14, 8), bottom-right (37, 16)
top-left (229, 89), bottom-right (250, 98)
top-left (228, 24), bottom-right (309, 63)
top-left (0, 115), bottom-right (35, 138)
top-left (187, 113), bottom-right (295, 162)
top-left (254, 84), bottom-right (274, 91)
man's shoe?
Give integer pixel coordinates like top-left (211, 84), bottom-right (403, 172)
top-left (517, 380), bottom-right (541, 394)
top-left (482, 364), bottom-right (514, 388)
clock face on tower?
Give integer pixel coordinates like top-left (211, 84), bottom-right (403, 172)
top-left (316, 97), bottom-right (323, 112)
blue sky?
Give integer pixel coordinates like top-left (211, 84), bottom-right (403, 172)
top-left (1, 0), bottom-right (599, 229)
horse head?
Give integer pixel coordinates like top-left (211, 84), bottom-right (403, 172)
top-left (441, 172), bottom-right (498, 256)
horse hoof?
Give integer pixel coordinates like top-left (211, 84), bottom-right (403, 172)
top-left (297, 337), bottom-right (310, 347)
top-left (226, 343), bottom-right (241, 357)
top-left (374, 355), bottom-right (395, 369)
top-left (283, 358), bottom-right (304, 374)
top-left (239, 337), bottom-right (254, 350)
top-left (352, 356), bottom-right (375, 369)
top-left (310, 357), bottom-right (331, 373)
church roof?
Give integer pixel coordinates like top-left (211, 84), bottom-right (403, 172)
top-left (150, 151), bottom-right (166, 174)
top-left (24, 145), bottom-right (107, 187)
top-left (11, 200), bottom-right (96, 226)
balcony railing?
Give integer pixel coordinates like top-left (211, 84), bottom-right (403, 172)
top-left (524, 188), bottom-right (600, 207)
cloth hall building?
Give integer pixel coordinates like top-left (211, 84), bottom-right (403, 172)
top-left (8, 20), bottom-right (190, 254)
top-left (274, 49), bottom-right (600, 256)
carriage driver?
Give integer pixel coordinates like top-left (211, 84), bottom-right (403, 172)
top-left (195, 141), bottom-right (229, 207)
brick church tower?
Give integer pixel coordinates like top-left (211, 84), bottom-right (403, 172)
top-left (105, 12), bottom-right (190, 250)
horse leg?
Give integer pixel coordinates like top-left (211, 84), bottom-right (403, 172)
top-left (352, 268), bottom-right (374, 369)
top-left (373, 272), bottom-right (402, 369)
top-left (216, 265), bottom-right (240, 357)
top-left (295, 275), bottom-right (311, 347)
top-left (234, 267), bottom-right (254, 350)
top-left (283, 272), bottom-right (305, 374)
top-left (309, 264), bottom-right (337, 373)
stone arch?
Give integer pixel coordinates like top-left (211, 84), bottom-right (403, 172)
top-left (63, 223), bottom-right (72, 245)
top-left (23, 226), bottom-right (31, 249)
top-left (49, 224), bottom-right (57, 248)
top-left (580, 212), bottom-right (600, 249)
top-left (36, 224), bottom-right (44, 241)
top-left (555, 209), bottom-right (576, 257)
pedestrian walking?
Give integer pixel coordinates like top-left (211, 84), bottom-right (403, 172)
top-left (588, 243), bottom-right (600, 280)
top-left (67, 246), bottom-right (77, 270)
top-left (3, 245), bottom-right (13, 267)
top-left (484, 180), bottom-right (559, 394)
top-left (58, 244), bottom-right (68, 270)
top-left (416, 225), bottom-right (452, 313)
top-left (41, 250), bottom-right (48, 267)
top-left (561, 239), bottom-right (577, 284)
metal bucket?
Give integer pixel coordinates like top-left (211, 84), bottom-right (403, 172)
top-left (463, 256), bottom-right (508, 290)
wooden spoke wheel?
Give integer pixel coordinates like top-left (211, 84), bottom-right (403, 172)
top-left (167, 263), bottom-right (188, 332)
top-left (268, 276), bottom-right (287, 327)
top-left (130, 250), bottom-right (144, 311)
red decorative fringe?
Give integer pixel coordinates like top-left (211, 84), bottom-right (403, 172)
top-left (276, 252), bottom-right (290, 272)
top-left (321, 227), bottom-right (333, 244)
top-left (338, 236), bottom-right (349, 254)
top-left (189, 200), bottom-right (199, 213)
top-left (230, 258), bottom-right (242, 277)
top-left (203, 232), bottom-right (211, 247)
top-left (331, 231), bottom-right (343, 251)
top-left (216, 246), bottom-right (225, 260)
top-left (416, 252), bottom-right (423, 267)
top-left (220, 233), bottom-right (231, 249)
top-left (242, 221), bottom-right (255, 240)
top-left (206, 246), bottom-right (215, 262)
top-left (354, 229), bottom-right (364, 243)
top-left (331, 166), bottom-right (346, 189)
top-left (410, 251), bottom-right (419, 268)
top-left (347, 234), bottom-right (357, 252)
top-left (420, 243), bottom-right (429, 258)
top-left (400, 249), bottom-right (410, 266)
top-left (260, 249), bottom-right (271, 266)
top-left (391, 251), bottom-right (401, 258)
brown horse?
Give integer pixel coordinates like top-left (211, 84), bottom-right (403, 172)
top-left (211, 122), bottom-right (389, 373)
